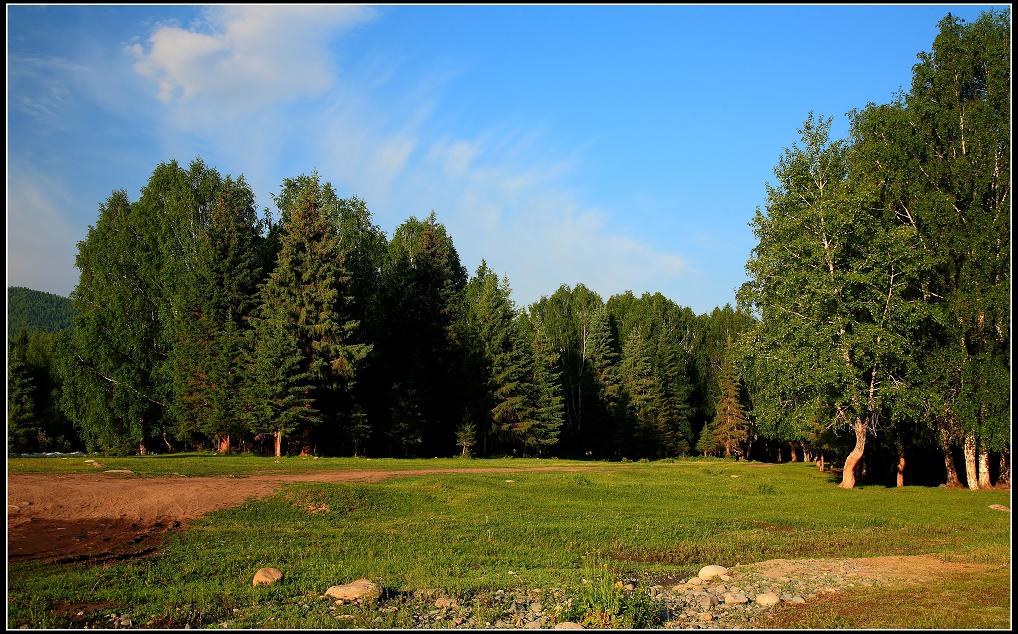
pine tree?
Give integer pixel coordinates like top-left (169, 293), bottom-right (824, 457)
top-left (253, 173), bottom-right (372, 454)
top-left (526, 316), bottom-right (565, 455)
top-left (244, 316), bottom-right (318, 456)
top-left (8, 350), bottom-right (37, 454)
top-left (587, 305), bottom-right (624, 456)
top-left (620, 326), bottom-right (660, 457)
top-left (655, 327), bottom-right (694, 456)
top-left (711, 354), bottom-right (749, 458)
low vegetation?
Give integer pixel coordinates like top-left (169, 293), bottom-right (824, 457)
top-left (7, 460), bottom-right (1010, 629)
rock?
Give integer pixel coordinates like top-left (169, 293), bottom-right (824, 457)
top-left (253, 568), bottom-right (284, 587)
top-left (696, 594), bottom-right (717, 609)
top-left (525, 620), bottom-right (542, 629)
top-left (531, 602), bottom-right (543, 613)
top-left (687, 577), bottom-right (704, 586)
top-left (724, 593), bottom-right (749, 605)
top-left (435, 598), bottom-right (457, 609)
top-left (623, 583), bottom-right (635, 591)
top-left (104, 469), bottom-right (133, 474)
top-left (788, 596), bottom-right (806, 604)
top-left (120, 618), bottom-right (132, 628)
top-left (672, 583), bottom-right (687, 592)
top-left (326, 579), bottom-right (381, 603)
top-left (697, 612), bottom-right (713, 622)
top-left (554, 622), bottom-right (583, 629)
top-left (697, 565), bottom-right (728, 581)
top-left (719, 574), bottom-right (732, 581)
top-left (989, 504), bottom-right (1009, 512)
top-left (755, 592), bottom-right (780, 607)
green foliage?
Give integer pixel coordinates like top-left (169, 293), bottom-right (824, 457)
top-left (7, 347), bottom-right (37, 454)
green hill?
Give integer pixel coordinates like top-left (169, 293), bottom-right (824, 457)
top-left (7, 287), bottom-right (75, 340)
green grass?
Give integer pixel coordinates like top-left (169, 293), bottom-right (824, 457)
top-left (7, 459), bottom-right (1011, 629)
top-left (6, 453), bottom-right (608, 477)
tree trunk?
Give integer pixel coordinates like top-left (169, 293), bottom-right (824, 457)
top-left (963, 434), bottom-right (979, 490)
top-left (977, 446), bottom-right (991, 488)
top-left (217, 434), bottom-right (231, 455)
top-left (840, 419), bottom-right (866, 489)
top-left (804, 449), bottom-right (812, 463)
top-left (999, 450), bottom-right (1010, 488)
top-left (274, 431), bottom-right (283, 458)
top-left (818, 454), bottom-right (824, 472)
top-left (724, 444), bottom-right (731, 459)
top-left (896, 453), bottom-right (906, 488)
top-left (138, 442), bottom-right (148, 456)
top-left (789, 442), bottom-right (799, 462)
top-left (938, 425), bottom-right (961, 487)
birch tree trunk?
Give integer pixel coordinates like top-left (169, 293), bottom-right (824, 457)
top-left (840, 419), bottom-right (867, 489)
top-left (963, 434), bottom-right (979, 490)
top-left (896, 453), bottom-right (906, 488)
top-left (274, 430), bottom-right (283, 458)
top-left (977, 446), bottom-right (992, 488)
top-left (939, 424), bottom-right (961, 487)
top-left (217, 434), bottom-right (231, 455)
top-left (999, 450), bottom-right (1010, 487)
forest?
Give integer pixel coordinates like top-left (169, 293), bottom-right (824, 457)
top-left (6, 11), bottom-right (1010, 490)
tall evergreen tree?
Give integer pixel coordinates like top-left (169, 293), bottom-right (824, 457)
top-left (251, 173), bottom-right (371, 455)
top-left (619, 326), bottom-right (660, 457)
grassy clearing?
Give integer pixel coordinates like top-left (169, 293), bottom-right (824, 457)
top-left (7, 459), bottom-right (1011, 628)
top-left (753, 565), bottom-right (1011, 629)
top-left (6, 453), bottom-right (612, 477)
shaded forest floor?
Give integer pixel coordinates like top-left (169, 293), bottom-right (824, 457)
top-left (7, 458), bottom-right (1011, 629)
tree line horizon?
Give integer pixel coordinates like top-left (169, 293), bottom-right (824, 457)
top-left (7, 10), bottom-right (1010, 490)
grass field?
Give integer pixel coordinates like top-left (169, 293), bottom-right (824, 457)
top-left (6, 457), bottom-right (1011, 629)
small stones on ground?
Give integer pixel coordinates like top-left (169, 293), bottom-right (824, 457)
top-left (525, 620), bottom-right (542, 629)
top-left (755, 592), bottom-right (781, 607)
top-left (687, 577), bottom-right (704, 586)
top-left (336, 614), bottom-right (355, 621)
top-left (719, 574), bottom-right (732, 581)
top-left (104, 469), bottom-right (133, 474)
top-left (723, 592), bottom-right (749, 605)
top-left (697, 593), bottom-right (718, 609)
top-left (554, 622), bottom-right (583, 629)
top-left (623, 583), bottom-right (635, 591)
top-left (252, 567), bottom-right (284, 587)
top-left (698, 565), bottom-right (728, 580)
top-left (697, 612), bottom-right (714, 622)
top-left (325, 579), bottom-right (381, 603)
top-left (435, 597), bottom-right (457, 609)
top-left (788, 595), bottom-right (806, 604)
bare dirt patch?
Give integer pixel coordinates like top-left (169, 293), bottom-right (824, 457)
top-left (7, 465), bottom-right (608, 563)
top-left (739, 553), bottom-right (992, 584)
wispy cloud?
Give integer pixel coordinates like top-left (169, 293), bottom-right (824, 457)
top-left (129, 5), bottom-right (376, 110)
top-left (7, 163), bottom-right (82, 297)
top-left (121, 5), bottom-right (693, 308)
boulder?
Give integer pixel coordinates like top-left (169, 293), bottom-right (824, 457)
top-left (252, 568), bottom-right (284, 587)
top-left (326, 579), bottom-right (381, 603)
top-left (755, 592), bottom-right (781, 607)
top-left (697, 565), bottom-right (728, 581)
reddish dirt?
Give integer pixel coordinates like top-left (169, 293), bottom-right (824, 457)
top-left (7, 465), bottom-right (607, 564)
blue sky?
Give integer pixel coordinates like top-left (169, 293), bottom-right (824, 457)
top-left (6, 4), bottom-right (1005, 314)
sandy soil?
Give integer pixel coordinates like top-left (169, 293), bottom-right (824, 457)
top-left (7, 465), bottom-right (603, 563)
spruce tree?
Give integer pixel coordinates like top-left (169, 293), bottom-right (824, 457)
top-left (655, 327), bottom-right (694, 456)
top-left (253, 173), bottom-right (371, 454)
top-left (620, 326), bottom-right (660, 457)
top-left (8, 350), bottom-right (37, 454)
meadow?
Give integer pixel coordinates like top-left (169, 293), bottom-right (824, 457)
top-left (6, 457), bottom-right (1011, 629)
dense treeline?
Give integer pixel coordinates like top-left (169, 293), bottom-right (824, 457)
top-left (7, 11), bottom-right (1009, 490)
top-left (738, 10), bottom-right (1010, 489)
top-left (7, 287), bottom-right (75, 339)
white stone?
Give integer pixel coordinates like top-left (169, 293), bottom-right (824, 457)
top-left (756, 592), bottom-right (781, 607)
top-left (698, 565), bottom-right (728, 580)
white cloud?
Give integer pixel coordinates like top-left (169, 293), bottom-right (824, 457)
top-left (129, 5), bottom-right (376, 110)
top-left (7, 163), bottom-right (83, 296)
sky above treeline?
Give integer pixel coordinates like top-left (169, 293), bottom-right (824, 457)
top-left (6, 4), bottom-right (1004, 314)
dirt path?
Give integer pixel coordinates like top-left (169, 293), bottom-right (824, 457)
top-left (6, 465), bottom-right (608, 564)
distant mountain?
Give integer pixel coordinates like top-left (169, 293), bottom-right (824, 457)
top-left (7, 287), bottom-right (75, 340)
